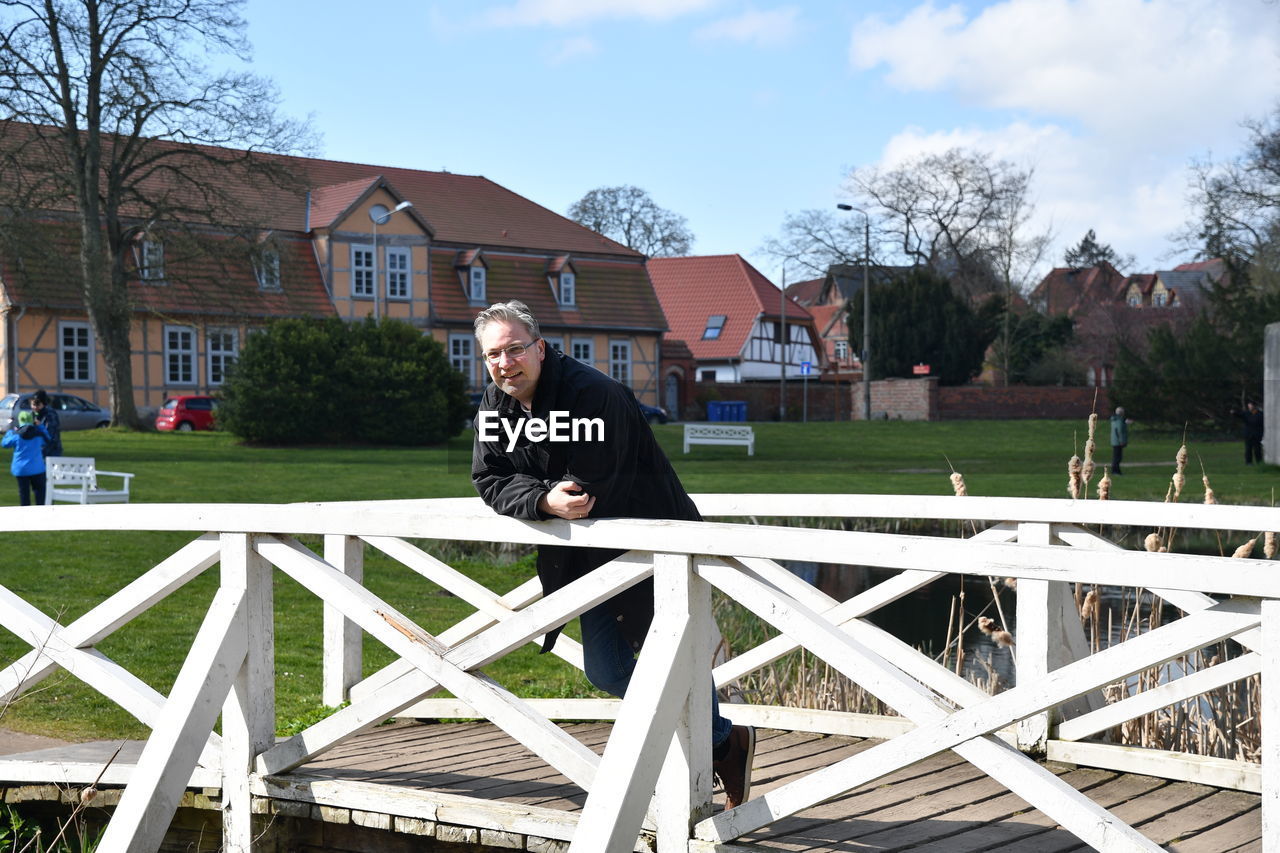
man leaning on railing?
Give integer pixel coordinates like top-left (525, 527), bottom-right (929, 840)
top-left (469, 299), bottom-right (755, 809)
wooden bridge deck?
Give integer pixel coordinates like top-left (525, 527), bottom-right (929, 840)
top-left (0, 720), bottom-right (1262, 852)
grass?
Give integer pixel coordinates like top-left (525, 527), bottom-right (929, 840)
top-left (0, 418), bottom-right (1272, 741)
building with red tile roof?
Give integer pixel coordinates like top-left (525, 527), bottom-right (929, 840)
top-left (647, 255), bottom-right (821, 389)
top-left (0, 132), bottom-right (668, 411)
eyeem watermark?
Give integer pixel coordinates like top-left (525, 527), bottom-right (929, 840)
top-left (477, 410), bottom-right (604, 451)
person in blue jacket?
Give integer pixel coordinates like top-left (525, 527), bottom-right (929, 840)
top-left (2, 410), bottom-right (51, 505)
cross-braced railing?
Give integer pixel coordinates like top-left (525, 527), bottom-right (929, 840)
top-left (0, 495), bottom-right (1276, 853)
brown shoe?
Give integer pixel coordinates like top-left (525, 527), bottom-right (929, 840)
top-left (712, 725), bottom-right (755, 809)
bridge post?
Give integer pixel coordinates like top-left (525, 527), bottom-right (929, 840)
top-left (323, 534), bottom-right (364, 705)
top-left (1264, 598), bottom-right (1280, 850)
top-left (221, 533), bottom-right (275, 853)
top-left (1015, 522), bottom-right (1053, 753)
top-left (655, 554), bottom-right (716, 850)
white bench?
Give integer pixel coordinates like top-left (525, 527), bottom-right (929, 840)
top-left (44, 456), bottom-right (135, 505)
top-left (683, 423), bottom-right (755, 456)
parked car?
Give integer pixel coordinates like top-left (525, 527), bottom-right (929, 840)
top-left (155, 395), bottom-right (218, 431)
top-left (638, 403), bottom-right (670, 424)
top-left (0, 392), bottom-right (111, 431)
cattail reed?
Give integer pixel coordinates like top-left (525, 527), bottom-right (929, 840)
top-left (1068, 454), bottom-right (1082, 499)
top-left (1083, 413), bottom-right (1098, 486)
top-left (950, 471), bottom-right (967, 497)
top-left (1081, 587), bottom-right (1099, 622)
top-left (1203, 474), bottom-right (1217, 505)
top-left (1144, 532), bottom-right (1162, 552)
top-left (1098, 468), bottom-right (1111, 500)
top-left (1233, 537), bottom-right (1257, 559)
top-left (1266, 532), bottom-right (1277, 559)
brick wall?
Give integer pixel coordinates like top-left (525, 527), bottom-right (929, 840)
top-left (938, 385), bottom-right (1112, 420)
top-left (687, 381), bottom-right (855, 421)
top-left (851, 378), bottom-right (937, 421)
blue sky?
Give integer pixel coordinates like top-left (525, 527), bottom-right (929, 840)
top-left (242, 0), bottom-right (1279, 287)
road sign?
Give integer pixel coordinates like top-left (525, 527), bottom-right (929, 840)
top-left (912, 363), bottom-right (930, 375)
top-left (800, 361), bottom-right (812, 376)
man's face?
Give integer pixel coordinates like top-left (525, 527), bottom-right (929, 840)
top-left (478, 319), bottom-right (544, 408)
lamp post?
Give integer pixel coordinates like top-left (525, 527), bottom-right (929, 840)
top-left (837, 204), bottom-right (871, 421)
top-left (370, 200), bottom-right (414, 323)
top-left (778, 262), bottom-right (787, 421)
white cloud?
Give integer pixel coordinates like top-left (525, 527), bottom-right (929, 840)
top-left (547, 35), bottom-right (600, 63)
top-left (849, 1), bottom-right (1280, 275)
top-left (850, 0), bottom-right (1280, 143)
top-left (483, 0), bottom-right (719, 27)
top-left (695, 6), bottom-right (801, 47)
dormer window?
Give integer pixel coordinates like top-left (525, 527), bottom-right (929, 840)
top-left (559, 271), bottom-right (576, 306)
top-left (470, 266), bottom-right (486, 302)
top-left (255, 249), bottom-right (281, 291)
top-left (702, 315), bottom-right (726, 340)
top-left (139, 239), bottom-right (165, 284)
top-left (1126, 285), bottom-right (1141, 307)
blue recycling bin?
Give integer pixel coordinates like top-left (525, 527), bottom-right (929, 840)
top-left (706, 400), bottom-right (725, 421)
top-left (723, 401), bottom-right (747, 421)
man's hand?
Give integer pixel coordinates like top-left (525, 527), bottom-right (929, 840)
top-left (539, 480), bottom-right (596, 520)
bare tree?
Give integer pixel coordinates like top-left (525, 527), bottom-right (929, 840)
top-left (0, 0), bottom-right (314, 427)
top-left (567, 185), bottom-right (694, 257)
top-left (845, 148), bottom-right (1039, 301)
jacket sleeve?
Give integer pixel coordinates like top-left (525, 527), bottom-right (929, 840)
top-left (0, 431), bottom-right (13, 449)
top-left (471, 409), bottom-right (549, 521)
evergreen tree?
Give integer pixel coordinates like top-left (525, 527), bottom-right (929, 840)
top-left (1063, 229), bottom-right (1132, 270)
top-left (848, 267), bottom-right (996, 385)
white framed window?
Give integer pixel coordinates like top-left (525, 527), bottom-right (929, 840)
top-left (164, 325), bottom-right (196, 386)
top-left (140, 239), bottom-right (165, 284)
top-left (449, 334), bottom-right (475, 385)
top-left (834, 340), bottom-right (849, 360)
top-left (546, 337), bottom-right (565, 354)
top-left (386, 247), bottom-right (410, 300)
top-left (59, 321), bottom-right (94, 384)
top-left (1153, 290), bottom-right (1167, 307)
top-left (207, 328), bottom-right (239, 386)
top-left (571, 338), bottom-right (594, 366)
top-left (351, 244), bottom-right (374, 298)
top-left (255, 249), bottom-right (281, 291)
top-left (609, 340), bottom-right (631, 385)
top-left (559, 272), bottom-right (575, 306)
top-left (470, 266), bottom-right (486, 302)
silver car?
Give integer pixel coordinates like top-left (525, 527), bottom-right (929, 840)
top-left (0, 392), bottom-right (111, 431)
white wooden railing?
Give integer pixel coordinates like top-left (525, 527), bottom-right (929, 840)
top-left (0, 495), bottom-right (1277, 853)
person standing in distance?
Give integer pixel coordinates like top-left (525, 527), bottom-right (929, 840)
top-left (1109, 406), bottom-right (1132, 475)
top-left (30, 390), bottom-right (62, 458)
top-left (470, 300), bottom-right (754, 809)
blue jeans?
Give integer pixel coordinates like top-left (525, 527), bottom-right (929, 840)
top-left (580, 599), bottom-right (733, 748)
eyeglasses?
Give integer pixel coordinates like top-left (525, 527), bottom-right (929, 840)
top-left (483, 339), bottom-right (538, 364)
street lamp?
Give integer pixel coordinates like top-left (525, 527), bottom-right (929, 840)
top-left (778, 261), bottom-right (788, 421)
top-left (837, 204), bottom-right (871, 421)
top-left (370, 200), bottom-right (414, 323)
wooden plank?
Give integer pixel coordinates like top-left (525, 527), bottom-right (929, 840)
top-left (1058, 653), bottom-right (1261, 743)
top-left (323, 534), bottom-right (363, 706)
top-left (1135, 788), bottom-right (1261, 846)
top-left (1169, 803), bottom-right (1263, 853)
top-left (96, 585), bottom-right (247, 853)
top-left (1264, 599), bottom-right (1280, 850)
top-left (7, 500), bottom-right (1280, 598)
top-left (1047, 740), bottom-right (1262, 793)
top-left (220, 533), bottom-right (274, 853)
top-left (571, 554), bottom-right (694, 852)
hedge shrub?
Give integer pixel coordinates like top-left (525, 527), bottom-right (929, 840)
top-left (218, 318), bottom-right (468, 445)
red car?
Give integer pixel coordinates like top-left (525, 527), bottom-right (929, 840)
top-left (155, 395), bottom-right (218, 431)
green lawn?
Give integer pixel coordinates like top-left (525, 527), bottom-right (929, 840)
top-left (0, 419), bottom-right (1271, 740)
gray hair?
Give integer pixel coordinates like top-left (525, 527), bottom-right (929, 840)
top-left (474, 300), bottom-right (540, 342)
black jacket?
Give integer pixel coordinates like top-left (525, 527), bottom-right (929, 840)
top-left (472, 348), bottom-right (700, 651)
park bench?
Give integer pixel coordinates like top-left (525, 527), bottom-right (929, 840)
top-left (44, 456), bottom-right (135, 505)
top-left (683, 423), bottom-right (755, 456)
